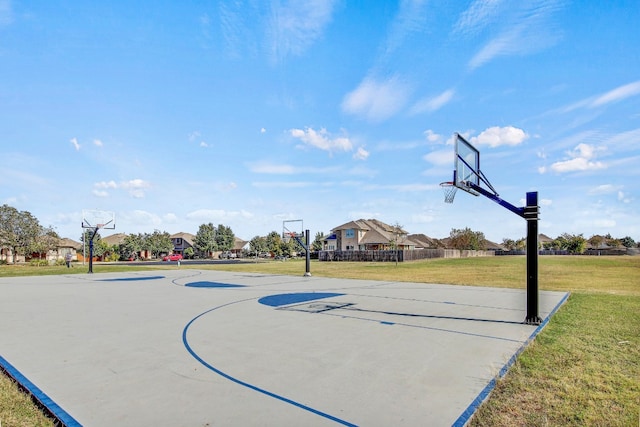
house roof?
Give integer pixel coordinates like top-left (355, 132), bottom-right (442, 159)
top-left (408, 233), bottom-right (438, 248)
top-left (58, 238), bottom-right (82, 250)
top-left (233, 237), bottom-right (248, 251)
top-left (171, 232), bottom-right (195, 245)
top-left (102, 233), bottom-right (127, 245)
top-left (333, 218), bottom-right (411, 246)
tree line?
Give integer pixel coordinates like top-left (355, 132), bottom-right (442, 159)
top-left (2, 204), bottom-right (637, 263)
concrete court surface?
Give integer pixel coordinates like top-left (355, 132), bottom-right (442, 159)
top-left (0, 269), bottom-right (568, 427)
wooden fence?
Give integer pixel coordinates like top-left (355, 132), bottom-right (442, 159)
top-left (318, 249), bottom-right (495, 262)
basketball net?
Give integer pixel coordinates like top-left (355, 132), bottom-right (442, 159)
top-left (440, 182), bottom-right (458, 203)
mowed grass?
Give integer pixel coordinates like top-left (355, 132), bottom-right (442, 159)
top-left (1, 256), bottom-right (638, 426)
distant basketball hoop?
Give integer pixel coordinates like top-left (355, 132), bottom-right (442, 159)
top-left (440, 181), bottom-right (458, 203)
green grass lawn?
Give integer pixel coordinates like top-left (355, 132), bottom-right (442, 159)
top-left (1, 256), bottom-right (638, 426)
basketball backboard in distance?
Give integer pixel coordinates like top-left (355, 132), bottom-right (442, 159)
top-left (82, 209), bottom-right (116, 229)
top-left (454, 133), bottom-right (480, 196)
top-left (282, 219), bottom-right (304, 242)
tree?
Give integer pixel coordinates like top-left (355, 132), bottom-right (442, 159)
top-left (389, 222), bottom-right (405, 265)
top-left (620, 236), bottom-right (636, 248)
top-left (215, 224), bottom-right (235, 252)
top-left (120, 233), bottom-right (143, 260)
top-left (184, 247), bottom-right (194, 259)
top-left (144, 230), bottom-right (173, 259)
top-left (449, 227), bottom-right (486, 250)
top-left (194, 223), bottom-right (217, 258)
top-left (249, 235), bottom-right (268, 257)
top-left (31, 226), bottom-right (60, 261)
top-left (80, 229), bottom-right (107, 259)
top-left (265, 231), bottom-right (283, 256)
top-left (0, 205), bottom-right (42, 263)
top-left (554, 233), bottom-right (586, 254)
top-left (502, 238), bottom-right (517, 251)
top-left (312, 232), bottom-right (324, 251)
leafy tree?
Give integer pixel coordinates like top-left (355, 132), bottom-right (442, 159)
top-left (120, 233), bottom-right (143, 260)
top-left (449, 227), bottom-right (486, 250)
top-left (215, 224), bottom-right (235, 252)
top-left (194, 223), bottom-right (217, 258)
top-left (184, 247), bottom-right (194, 259)
top-left (620, 236), bottom-right (636, 248)
top-left (249, 235), bottom-right (268, 256)
top-left (502, 238), bottom-right (517, 251)
top-left (145, 230), bottom-right (173, 258)
top-left (265, 231), bottom-right (283, 256)
top-left (312, 232), bottom-right (324, 251)
top-left (389, 222), bottom-right (405, 265)
top-left (80, 229), bottom-right (107, 259)
top-left (588, 234), bottom-right (605, 249)
top-left (30, 226), bottom-right (60, 261)
top-left (554, 233), bottom-right (586, 254)
top-left (0, 204), bottom-right (41, 263)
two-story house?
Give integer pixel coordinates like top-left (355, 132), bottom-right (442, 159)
top-left (329, 219), bottom-right (416, 251)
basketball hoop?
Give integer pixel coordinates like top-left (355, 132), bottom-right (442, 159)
top-left (440, 181), bottom-right (458, 203)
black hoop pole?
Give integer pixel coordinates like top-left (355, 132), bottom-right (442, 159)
top-left (88, 226), bottom-right (99, 274)
top-left (466, 183), bottom-right (542, 324)
top-left (304, 229), bottom-right (311, 277)
top-left (524, 192), bottom-right (542, 324)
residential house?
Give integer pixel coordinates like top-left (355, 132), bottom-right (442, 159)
top-left (408, 233), bottom-right (441, 249)
top-left (171, 232), bottom-right (196, 257)
top-left (330, 219), bottom-right (416, 251)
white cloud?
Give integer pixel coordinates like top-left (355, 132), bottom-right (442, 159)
top-left (341, 76), bottom-right (410, 122)
top-left (200, 141), bottom-right (209, 148)
top-left (92, 179), bottom-right (151, 198)
top-left (70, 137), bottom-right (80, 151)
top-left (267, 0), bottom-right (337, 62)
top-left (471, 126), bottom-right (528, 147)
top-left (93, 139), bottom-right (103, 147)
top-left (424, 130), bottom-right (443, 144)
top-left (588, 184), bottom-right (620, 195)
top-left (163, 213), bottom-right (179, 223)
top-left (353, 146), bottom-right (369, 161)
top-left (290, 127), bottom-right (352, 154)
top-left (129, 210), bottom-right (162, 227)
top-left (591, 80), bottom-right (640, 108)
top-left (410, 89), bottom-right (455, 114)
top-left (94, 180), bottom-right (118, 189)
top-left (549, 143), bottom-right (606, 173)
top-left (188, 131), bottom-right (201, 141)
top-left (458, 0), bottom-right (565, 70)
top-left (617, 191), bottom-right (632, 203)
top-left (260, 127), bottom-right (266, 134)
top-left (423, 149), bottom-right (453, 166)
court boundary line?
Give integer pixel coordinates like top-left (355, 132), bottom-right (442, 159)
top-left (452, 291), bottom-right (570, 426)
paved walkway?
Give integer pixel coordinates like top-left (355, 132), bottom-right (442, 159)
top-left (0, 270), bottom-right (568, 426)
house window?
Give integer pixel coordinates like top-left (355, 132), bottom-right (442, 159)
top-left (345, 229), bottom-right (355, 238)
top-left (176, 238), bottom-right (182, 245)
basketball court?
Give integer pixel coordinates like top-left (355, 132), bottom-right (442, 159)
top-left (0, 269), bottom-right (568, 426)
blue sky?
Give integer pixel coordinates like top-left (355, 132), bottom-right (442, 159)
top-left (1, 0), bottom-right (639, 243)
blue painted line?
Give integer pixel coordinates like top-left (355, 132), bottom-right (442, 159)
top-left (182, 299), bottom-right (357, 427)
top-left (0, 354), bottom-right (82, 427)
top-left (99, 275), bottom-right (165, 282)
top-left (185, 281), bottom-right (245, 288)
top-left (258, 292), bottom-right (344, 307)
top-left (451, 292), bottom-right (570, 427)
